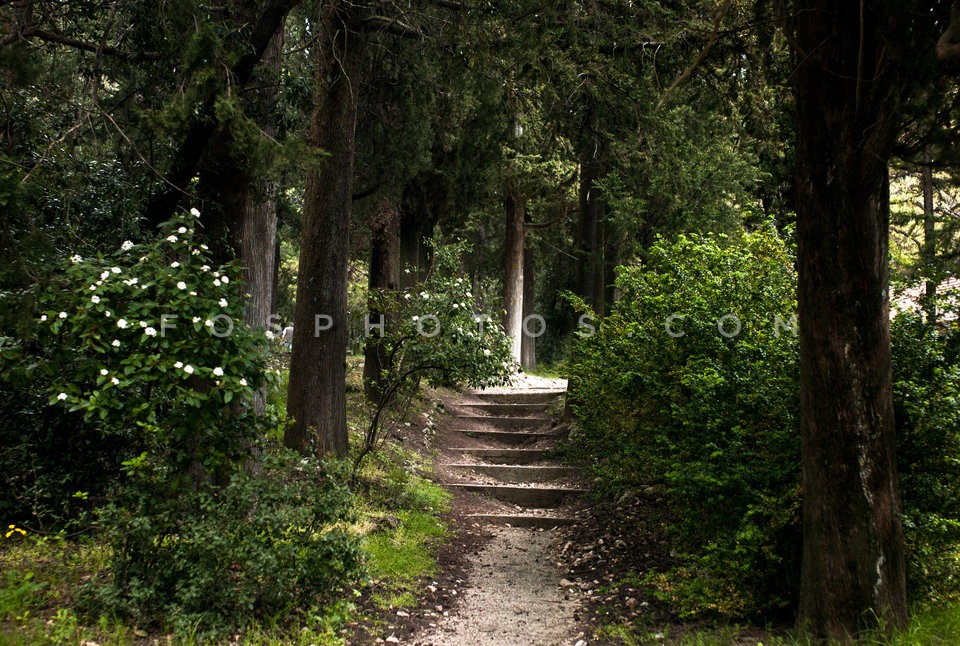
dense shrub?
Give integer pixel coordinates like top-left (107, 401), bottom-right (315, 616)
top-left (2, 211), bottom-right (364, 637)
top-left (892, 303), bottom-right (960, 605)
top-left (85, 450), bottom-right (362, 636)
top-left (566, 227), bottom-right (801, 617)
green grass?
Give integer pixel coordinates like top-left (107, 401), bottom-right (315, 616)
top-left (595, 604), bottom-right (960, 645)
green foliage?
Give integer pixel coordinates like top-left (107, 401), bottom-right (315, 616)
top-left (83, 450), bottom-right (362, 638)
top-left (567, 227), bottom-right (801, 617)
top-left (892, 303), bottom-right (960, 604)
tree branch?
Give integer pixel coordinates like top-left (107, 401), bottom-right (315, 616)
top-left (361, 15), bottom-right (424, 40)
top-left (142, 0), bottom-right (301, 229)
top-left (0, 26), bottom-right (158, 59)
top-left (523, 215), bottom-right (563, 231)
top-left (655, 0), bottom-right (734, 112)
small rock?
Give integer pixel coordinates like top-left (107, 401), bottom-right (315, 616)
top-left (396, 610), bottom-right (410, 618)
top-left (559, 578), bottom-right (575, 587)
top-left (385, 635), bottom-right (400, 644)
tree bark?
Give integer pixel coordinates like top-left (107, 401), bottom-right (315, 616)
top-left (793, 0), bottom-right (907, 639)
top-left (285, 1), bottom-right (363, 456)
top-left (364, 200), bottom-right (400, 401)
top-left (577, 126), bottom-right (605, 313)
top-left (502, 185), bottom-right (525, 365)
top-left (520, 217), bottom-right (536, 372)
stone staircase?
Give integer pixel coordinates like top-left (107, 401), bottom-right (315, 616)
top-left (441, 388), bottom-right (585, 529)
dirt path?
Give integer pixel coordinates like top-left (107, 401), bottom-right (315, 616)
top-left (410, 375), bottom-right (587, 646)
top-left (414, 526), bottom-right (583, 646)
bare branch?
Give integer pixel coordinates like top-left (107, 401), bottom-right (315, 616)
top-left (655, 0), bottom-right (734, 112)
top-left (0, 26), bottom-right (158, 59)
top-left (362, 15), bottom-right (424, 40)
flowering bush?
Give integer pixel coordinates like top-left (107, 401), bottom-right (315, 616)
top-left (357, 240), bottom-right (513, 467)
top-left (35, 208), bottom-right (274, 479)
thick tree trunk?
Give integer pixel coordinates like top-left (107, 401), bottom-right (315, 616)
top-left (503, 185), bottom-right (525, 365)
top-left (577, 128), bottom-right (604, 313)
top-left (794, 1), bottom-right (907, 639)
top-left (364, 200), bottom-right (400, 401)
top-left (286, 1), bottom-right (362, 456)
top-left (520, 220), bottom-right (536, 372)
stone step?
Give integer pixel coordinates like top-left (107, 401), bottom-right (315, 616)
top-left (453, 448), bottom-right (553, 465)
top-left (465, 514), bottom-right (575, 529)
top-left (459, 402), bottom-right (551, 417)
top-left (456, 415), bottom-right (553, 429)
top-left (444, 463), bottom-right (577, 483)
top-left (453, 429), bottom-right (562, 445)
top-left (470, 390), bottom-right (565, 405)
top-left (446, 483), bottom-right (586, 508)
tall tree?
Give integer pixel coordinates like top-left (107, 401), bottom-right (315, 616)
top-left (285, 0), bottom-right (363, 456)
top-left (792, 0), bottom-right (908, 637)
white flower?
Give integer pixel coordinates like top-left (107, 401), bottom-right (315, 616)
top-left (453, 303), bottom-right (459, 309)
top-left (183, 364), bottom-right (194, 375)
top-left (201, 265), bottom-right (210, 272)
top-left (116, 319), bottom-right (128, 329)
top-left (111, 267), bottom-right (121, 274)
top-left (200, 244), bottom-right (209, 251)
top-left (91, 295), bottom-right (100, 304)
top-left (111, 377), bottom-right (119, 385)
top-left (404, 293), bottom-right (411, 300)
top-left (178, 226), bottom-right (187, 234)
top-left (265, 330), bottom-right (275, 340)
top-left (404, 268), bottom-right (411, 274)
top-left (456, 278), bottom-right (463, 284)
top-left (100, 271), bottom-right (110, 280)
top-left (412, 315), bottom-right (421, 322)
top-left (121, 240), bottom-right (134, 251)
top-left (213, 279), bottom-right (221, 287)
top-left (189, 291), bottom-right (197, 296)
top-left (58, 311), bottom-right (67, 319)
top-left (218, 298), bottom-right (228, 308)
top-left (420, 291), bottom-right (429, 299)
top-left (70, 254), bottom-right (83, 263)
top-left (144, 327), bottom-right (157, 337)
top-left (204, 320), bottom-right (214, 328)
top-left (124, 278), bottom-right (138, 286)
top-left (167, 235), bottom-right (178, 243)
top-left (239, 378), bottom-right (248, 387)
top-left (89, 285), bottom-right (97, 291)
top-left (192, 317), bottom-right (201, 323)
top-left (174, 361), bottom-right (183, 369)
top-left (177, 281), bottom-right (187, 290)
top-left (484, 349), bottom-right (491, 356)
top-left (191, 249), bottom-right (200, 256)
top-left (190, 207), bottom-right (201, 218)
top-left (40, 314), bottom-right (48, 322)
top-left (104, 311), bottom-right (111, 317)
top-left (466, 291), bottom-right (472, 298)
top-left (212, 271), bottom-right (220, 278)
top-left (212, 367), bottom-right (224, 377)
top-left (100, 368), bottom-right (108, 376)
top-left (170, 261), bottom-right (180, 268)
top-left (111, 339), bottom-right (120, 347)
top-left (221, 276), bottom-right (229, 284)
top-left (57, 392), bottom-right (68, 401)
top-left (139, 320), bottom-right (147, 328)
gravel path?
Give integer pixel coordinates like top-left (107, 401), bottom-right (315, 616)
top-left (414, 526), bottom-right (581, 646)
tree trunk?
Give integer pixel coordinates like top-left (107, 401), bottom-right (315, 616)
top-left (793, 1), bottom-right (907, 639)
top-left (577, 127), bottom-right (604, 313)
top-left (520, 219), bottom-right (536, 372)
top-left (364, 200), bottom-right (400, 401)
top-left (503, 185), bottom-right (525, 365)
top-left (286, 1), bottom-right (362, 456)
top-left (922, 145), bottom-right (937, 323)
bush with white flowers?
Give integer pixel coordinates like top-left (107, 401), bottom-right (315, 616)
top-left (35, 209), bottom-right (275, 478)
